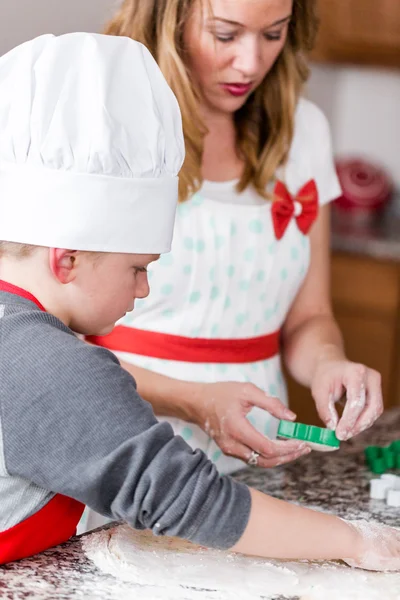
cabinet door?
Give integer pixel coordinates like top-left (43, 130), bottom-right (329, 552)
top-left (313, 0), bottom-right (400, 67)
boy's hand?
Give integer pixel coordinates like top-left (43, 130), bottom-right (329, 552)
top-left (343, 520), bottom-right (400, 571)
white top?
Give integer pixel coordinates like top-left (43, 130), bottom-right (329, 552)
top-left (115, 98), bottom-right (342, 474)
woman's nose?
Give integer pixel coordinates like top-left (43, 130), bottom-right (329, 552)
top-left (232, 37), bottom-right (261, 78)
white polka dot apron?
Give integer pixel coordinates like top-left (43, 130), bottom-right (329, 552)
top-left (90, 99), bottom-right (341, 475)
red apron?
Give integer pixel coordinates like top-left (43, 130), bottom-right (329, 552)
top-left (0, 280), bottom-right (84, 564)
top-left (88, 325), bottom-right (280, 364)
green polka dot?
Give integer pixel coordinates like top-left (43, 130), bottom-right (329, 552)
top-left (210, 216), bottom-right (216, 229)
top-left (224, 296), bottom-right (231, 310)
top-left (191, 327), bottom-right (201, 336)
top-left (184, 237), bottom-right (194, 250)
top-left (239, 280), bottom-right (250, 291)
top-left (230, 223), bottom-right (237, 236)
top-left (177, 204), bottom-right (191, 217)
top-left (161, 283), bottom-right (173, 295)
top-left (217, 364), bottom-right (228, 373)
top-left (189, 291), bottom-right (201, 303)
top-left (277, 371), bottom-right (283, 385)
top-left (210, 286), bottom-right (219, 300)
top-left (256, 270), bottom-right (265, 282)
top-left (212, 449), bottom-right (223, 462)
top-left (227, 265), bottom-right (235, 277)
top-left (236, 313), bottom-right (248, 326)
top-left (249, 219), bottom-right (263, 234)
top-left (269, 383), bottom-right (278, 396)
top-left (254, 322), bottom-right (261, 334)
top-left (147, 270), bottom-right (154, 280)
top-left (162, 309), bottom-right (174, 318)
top-left (181, 427), bottom-right (193, 441)
top-left (215, 236), bottom-right (225, 249)
top-left (251, 362), bottom-right (259, 372)
top-left (191, 194), bottom-right (204, 207)
top-left (244, 248), bottom-right (256, 262)
top-left (259, 293), bottom-right (267, 302)
top-left (301, 236), bottom-right (308, 248)
top-left (281, 268), bottom-right (288, 281)
top-left (274, 300), bottom-right (279, 313)
top-left (264, 308), bottom-right (274, 320)
top-left (268, 242), bottom-right (276, 254)
top-left (291, 247), bottom-right (299, 261)
top-left (196, 240), bottom-right (205, 253)
top-left (209, 266), bottom-right (215, 281)
top-left (211, 324), bottom-right (219, 337)
top-left (183, 264), bottom-right (192, 275)
top-left (159, 254), bottom-right (174, 267)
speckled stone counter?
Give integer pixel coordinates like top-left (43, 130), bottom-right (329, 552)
top-left (1, 409), bottom-right (399, 600)
top-left (331, 194), bottom-right (400, 262)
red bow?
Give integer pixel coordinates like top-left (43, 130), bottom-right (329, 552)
top-left (271, 179), bottom-right (319, 240)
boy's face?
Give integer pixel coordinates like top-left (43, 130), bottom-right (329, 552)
top-left (69, 252), bottom-right (159, 336)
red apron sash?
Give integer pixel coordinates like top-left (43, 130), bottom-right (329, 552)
top-left (88, 326), bottom-right (280, 364)
top-left (0, 494), bottom-right (84, 564)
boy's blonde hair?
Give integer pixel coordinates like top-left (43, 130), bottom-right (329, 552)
top-left (0, 242), bottom-right (38, 259)
top-left (105, 0), bottom-right (319, 202)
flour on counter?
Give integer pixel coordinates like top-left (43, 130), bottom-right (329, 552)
top-left (82, 525), bottom-right (400, 600)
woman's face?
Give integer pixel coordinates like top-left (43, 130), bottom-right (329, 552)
top-left (184, 0), bottom-right (293, 116)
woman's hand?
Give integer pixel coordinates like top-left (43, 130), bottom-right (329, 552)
top-left (343, 520), bottom-right (400, 571)
top-left (311, 347), bottom-right (384, 441)
top-left (191, 381), bottom-right (311, 467)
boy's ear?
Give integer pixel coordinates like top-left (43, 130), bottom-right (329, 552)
top-left (49, 249), bottom-right (78, 284)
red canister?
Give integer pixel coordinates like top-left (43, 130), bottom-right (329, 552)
top-left (335, 158), bottom-right (393, 219)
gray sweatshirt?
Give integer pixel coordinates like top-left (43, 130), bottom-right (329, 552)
top-left (0, 290), bottom-right (251, 549)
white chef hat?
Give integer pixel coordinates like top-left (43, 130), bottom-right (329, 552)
top-left (0, 33), bottom-right (184, 253)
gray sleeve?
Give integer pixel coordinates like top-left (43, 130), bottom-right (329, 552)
top-left (0, 313), bottom-right (251, 549)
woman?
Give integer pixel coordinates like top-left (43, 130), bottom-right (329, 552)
top-left (91, 0), bottom-right (383, 475)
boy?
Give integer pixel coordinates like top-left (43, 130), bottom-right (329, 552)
top-left (0, 32), bottom-right (398, 570)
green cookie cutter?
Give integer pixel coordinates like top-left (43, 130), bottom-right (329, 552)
top-left (277, 420), bottom-right (340, 449)
top-left (364, 441), bottom-right (400, 474)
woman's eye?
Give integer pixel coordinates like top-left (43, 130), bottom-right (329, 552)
top-left (264, 31), bottom-right (282, 41)
top-left (133, 267), bottom-right (147, 275)
top-left (214, 32), bottom-right (236, 43)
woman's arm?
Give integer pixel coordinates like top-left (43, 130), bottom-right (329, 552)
top-left (282, 205), bottom-right (383, 439)
top-left (120, 360), bottom-right (307, 467)
top-left (120, 359), bottom-right (198, 421)
top-left (282, 205), bottom-right (344, 384)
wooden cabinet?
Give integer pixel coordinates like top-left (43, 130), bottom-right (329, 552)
top-left (288, 253), bottom-right (400, 426)
top-left (312, 0), bottom-right (400, 68)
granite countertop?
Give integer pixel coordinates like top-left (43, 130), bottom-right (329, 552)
top-left (331, 193), bottom-right (400, 262)
top-left (1, 408), bottom-right (399, 600)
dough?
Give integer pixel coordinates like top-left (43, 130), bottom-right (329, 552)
top-left (83, 525), bottom-right (400, 600)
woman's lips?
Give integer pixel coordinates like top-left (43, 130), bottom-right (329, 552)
top-left (220, 82), bottom-right (253, 97)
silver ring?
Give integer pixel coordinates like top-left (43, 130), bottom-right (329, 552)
top-left (247, 450), bottom-right (260, 466)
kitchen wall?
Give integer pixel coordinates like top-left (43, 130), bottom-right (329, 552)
top-left (0, 0), bottom-right (115, 55)
top-left (307, 64), bottom-right (400, 189)
top-left (1, 0), bottom-right (399, 188)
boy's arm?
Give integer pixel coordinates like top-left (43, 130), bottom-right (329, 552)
top-left (1, 318), bottom-right (250, 550)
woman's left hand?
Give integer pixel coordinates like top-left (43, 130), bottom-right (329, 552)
top-left (311, 353), bottom-right (383, 441)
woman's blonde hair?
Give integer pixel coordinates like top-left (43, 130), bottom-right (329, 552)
top-left (105, 0), bottom-right (318, 201)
